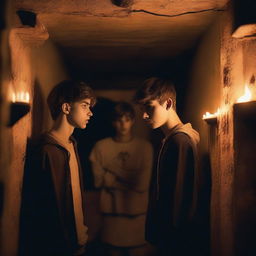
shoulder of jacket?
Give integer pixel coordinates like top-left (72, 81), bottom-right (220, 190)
top-left (166, 132), bottom-right (193, 148)
top-left (41, 143), bottom-right (68, 157)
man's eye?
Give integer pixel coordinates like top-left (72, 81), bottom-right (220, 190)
top-left (82, 104), bottom-right (88, 108)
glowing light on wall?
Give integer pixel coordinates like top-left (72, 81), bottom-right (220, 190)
top-left (237, 85), bottom-right (252, 103)
top-left (202, 105), bottom-right (229, 124)
top-left (203, 85), bottom-right (255, 126)
top-left (203, 108), bottom-right (220, 120)
top-left (12, 91), bottom-right (30, 103)
top-left (8, 91), bottom-right (31, 126)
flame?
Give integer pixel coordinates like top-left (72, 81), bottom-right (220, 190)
top-left (12, 91), bottom-right (30, 103)
top-left (237, 85), bottom-right (252, 103)
top-left (203, 108), bottom-right (220, 120)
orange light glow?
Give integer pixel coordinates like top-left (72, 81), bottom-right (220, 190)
top-left (202, 108), bottom-right (220, 120)
top-left (12, 92), bottom-right (30, 103)
top-left (237, 85), bottom-right (252, 103)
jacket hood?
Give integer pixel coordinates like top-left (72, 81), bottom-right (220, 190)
top-left (39, 133), bottom-right (77, 149)
top-left (168, 123), bottom-right (200, 145)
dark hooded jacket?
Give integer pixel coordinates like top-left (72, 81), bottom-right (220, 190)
top-left (145, 123), bottom-right (201, 254)
top-left (19, 133), bottom-right (87, 256)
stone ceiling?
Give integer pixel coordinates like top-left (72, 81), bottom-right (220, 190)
top-left (13, 0), bottom-right (229, 79)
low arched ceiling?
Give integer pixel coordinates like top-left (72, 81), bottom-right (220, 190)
top-left (13, 0), bottom-right (229, 78)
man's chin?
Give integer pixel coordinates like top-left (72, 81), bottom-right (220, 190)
top-left (77, 124), bottom-right (87, 129)
top-left (151, 123), bottom-right (160, 129)
top-left (147, 122), bottom-right (156, 129)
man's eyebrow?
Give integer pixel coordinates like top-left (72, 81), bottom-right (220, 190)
top-left (81, 100), bottom-right (91, 106)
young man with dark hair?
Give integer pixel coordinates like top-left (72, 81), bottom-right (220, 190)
top-left (19, 80), bottom-right (96, 256)
top-left (134, 77), bottom-right (201, 256)
top-left (89, 101), bottom-right (153, 256)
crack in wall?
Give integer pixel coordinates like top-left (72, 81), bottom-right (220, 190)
top-left (39, 7), bottom-right (226, 18)
top-left (130, 8), bottom-right (226, 18)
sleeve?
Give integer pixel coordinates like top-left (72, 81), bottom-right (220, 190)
top-left (89, 142), bottom-right (130, 190)
top-left (171, 138), bottom-right (198, 228)
top-left (103, 142), bottom-right (153, 192)
top-left (90, 140), bottom-right (153, 192)
top-left (103, 168), bottom-right (136, 191)
top-left (89, 142), bottom-right (106, 188)
top-left (19, 148), bottom-right (72, 256)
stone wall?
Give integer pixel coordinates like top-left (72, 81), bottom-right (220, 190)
top-left (0, 3), bottom-right (67, 255)
top-left (185, 3), bottom-right (256, 256)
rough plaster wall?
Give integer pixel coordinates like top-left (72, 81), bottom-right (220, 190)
top-left (218, 6), bottom-right (244, 256)
top-left (184, 17), bottom-right (222, 153)
top-left (31, 40), bottom-right (68, 134)
top-left (0, 1), bottom-right (14, 255)
top-left (243, 40), bottom-right (256, 90)
top-left (233, 34), bottom-right (256, 256)
top-left (0, 27), bottom-right (67, 256)
top-left (183, 16), bottom-right (222, 255)
top-left (0, 27), bottom-right (34, 256)
top-left (184, 4), bottom-right (246, 256)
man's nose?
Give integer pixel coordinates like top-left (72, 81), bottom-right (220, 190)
top-left (88, 109), bottom-right (93, 117)
top-left (143, 112), bottom-right (149, 119)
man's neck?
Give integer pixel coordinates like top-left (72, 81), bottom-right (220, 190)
top-left (161, 110), bottom-right (183, 137)
top-left (114, 133), bottom-right (133, 143)
top-left (50, 115), bottom-right (74, 144)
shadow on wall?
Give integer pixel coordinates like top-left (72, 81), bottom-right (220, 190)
top-left (0, 0), bottom-right (6, 227)
top-left (0, 0), bottom-right (6, 30)
top-left (200, 153), bottom-right (212, 215)
top-left (73, 97), bottom-right (116, 190)
top-left (233, 102), bottom-right (256, 256)
top-left (18, 138), bottom-right (36, 256)
top-left (192, 152), bottom-right (211, 256)
top-left (0, 183), bottom-right (3, 218)
top-left (31, 80), bottom-right (45, 141)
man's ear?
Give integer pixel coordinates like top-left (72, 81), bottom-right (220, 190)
top-left (166, 98), bottom-right (173, 110)
top-left (62, 103), bottom-right (71, 115)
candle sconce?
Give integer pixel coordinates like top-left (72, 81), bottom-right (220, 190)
top-left (8, 92), bottom-right (31, 127)
top-left (8, 102), bottom-right (31, 127)
top-left (203, 116), bottom-right (217, 125)
top-left (202, 109), bottom-right (219, 125)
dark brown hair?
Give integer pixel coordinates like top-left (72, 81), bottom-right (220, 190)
top-left (47, 80), bottom-right (96, 120)
top-left (134, 77), bottom-right (176, 110)
top-left (112, 101), bottom-right (135, 121)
